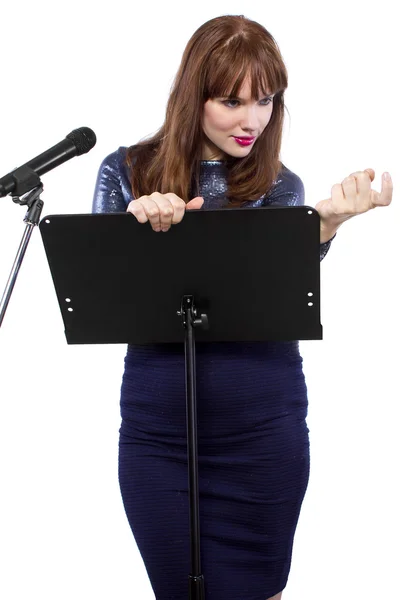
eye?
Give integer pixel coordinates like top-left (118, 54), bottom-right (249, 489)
top-left (222, 97), bottom-right (273, 108)
top-left (222, 99), bottom-right (240, 108)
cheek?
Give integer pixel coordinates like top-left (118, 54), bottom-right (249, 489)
top-left (260, 111), bottom-right (273, 132)
top-left (210, 114), bottom-right (235, 132)
top-left (204, 107), bottom-right (234, 133)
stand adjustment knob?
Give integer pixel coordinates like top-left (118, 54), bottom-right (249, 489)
top-left (193, 313), bottom-right (208, 329)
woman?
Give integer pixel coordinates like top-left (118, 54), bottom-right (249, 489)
top-left (92, 14), bottom-right (392, 600)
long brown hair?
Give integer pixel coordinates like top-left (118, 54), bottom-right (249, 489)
top-left (125, 15), bottom-right (289, 207)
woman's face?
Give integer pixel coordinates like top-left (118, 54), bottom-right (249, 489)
top-left (202, 76), bottom-right (275, 161)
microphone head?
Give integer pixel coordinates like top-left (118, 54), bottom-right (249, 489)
top-left (66, 127), bottom-right (97, 155)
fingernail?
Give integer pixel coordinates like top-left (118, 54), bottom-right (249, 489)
top-left (383, 172), bottom-right (391, 182)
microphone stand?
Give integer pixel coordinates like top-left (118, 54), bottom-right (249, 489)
top-left (0, 166), bottom-right (44, 327)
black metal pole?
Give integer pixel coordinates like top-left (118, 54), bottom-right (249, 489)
top-left (0, 185), bottom-right (44, 328)
top-left (178, 295), bottom-right (206, 600)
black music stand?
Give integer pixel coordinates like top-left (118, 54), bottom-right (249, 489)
top-left (39, 205), bottom-right (322, 600)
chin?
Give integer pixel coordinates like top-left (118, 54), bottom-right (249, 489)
top-left (225, 147), bottom-right (252, 158)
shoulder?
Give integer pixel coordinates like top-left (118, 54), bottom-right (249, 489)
top-left (96, 146), bottom-right (132, 195)
top-left (277, 163), bottom-right (304, 194)
top-left (92, 146), bottom-right (133, 212)
top-left (98, 146), bottom-right (128, 173)
top-left (264, 163), bottom-right (305, 206)
top-left (278, 163), bottom-right (304, 191)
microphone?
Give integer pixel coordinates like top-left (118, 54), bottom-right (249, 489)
top-left (0, 127), bottom-right (97, 197)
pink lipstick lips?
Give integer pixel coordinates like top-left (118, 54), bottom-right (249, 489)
top-left (232, 136), bottom-right (255, 147)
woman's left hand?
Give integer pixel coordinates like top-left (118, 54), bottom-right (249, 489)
top-left (315, 168), bottom-right (393, 226)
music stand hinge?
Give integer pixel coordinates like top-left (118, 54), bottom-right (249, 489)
top-left (177, 295), bottom-right (209, 330)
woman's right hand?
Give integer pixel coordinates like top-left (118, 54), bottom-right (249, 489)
top-left (126, 192), bottom-right (204, 231)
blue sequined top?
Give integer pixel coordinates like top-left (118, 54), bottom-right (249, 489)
top-left (92, 146), bottom-right (335, 261)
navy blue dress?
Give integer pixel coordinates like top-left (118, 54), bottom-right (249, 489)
top-left (92, 147), bottom-right (335, 600)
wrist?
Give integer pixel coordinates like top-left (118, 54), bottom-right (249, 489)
top-left (320, 217), bottom-right (343, 243)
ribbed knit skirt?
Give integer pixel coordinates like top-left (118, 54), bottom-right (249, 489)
top-left (118, 341), bottom-right (310, 600)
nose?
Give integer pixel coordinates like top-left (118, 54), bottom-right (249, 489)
top-left (239, 105), bottom-right (260, 134)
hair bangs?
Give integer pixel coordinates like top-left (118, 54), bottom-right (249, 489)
top-left (204, 44), bottom-right (284, 101)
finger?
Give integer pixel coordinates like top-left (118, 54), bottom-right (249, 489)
top-left (143, 198), bottom-right (162, 230)
top-left (363, 168), bottom-right (375, 182)
top-left (343, 172), bottom-right (374, 213)
top-left (149, 195), bottom-right (175, 230)
top-left (347, 171), bottom-right (372, 198)
top-left (186, 196), bottom-right (204, 210)
top-left (162, 193), bottom-right (186, 225)
top-left (341, 175), bottom-right (357, 202)
top-left (375, 172), bottom-right (393, 207)
top-left (347, 169), bottom-right (375, 182)
top-left (126, 199), bottom-right (150, 223)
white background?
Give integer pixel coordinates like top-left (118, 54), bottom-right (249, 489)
top-left (0, 1), bottom-right (398, 598)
